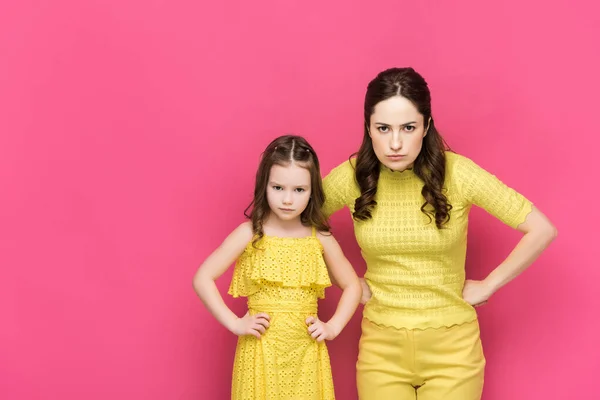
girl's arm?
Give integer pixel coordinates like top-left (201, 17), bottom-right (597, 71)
top-left (463, 206), bottom-right (557, 306)
top-left (193, 222), bottom-right (270, 338)
top-left (306, 232), bottom-right (362, 341)
top-left (326, 257), bottom-right (372, 305)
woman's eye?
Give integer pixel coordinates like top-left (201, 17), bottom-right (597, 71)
top-left (377, 126), bottom-right (390, 133)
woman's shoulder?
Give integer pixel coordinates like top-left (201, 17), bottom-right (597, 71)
top-left (326, 157), bottom-right (356, 175)
top-left (445, 150), bottom-right (472, 167)
top-left (324, 158), bottom-right (357, 185)
top-left (444, 151), bottom-right (481, 177)
top-left (444, 151), bottom-right (483, 191)
top-left (323, 158), bottom-right (359, 195)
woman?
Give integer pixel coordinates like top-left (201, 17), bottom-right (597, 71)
top-left (322, 67), bottom-right (556, 400)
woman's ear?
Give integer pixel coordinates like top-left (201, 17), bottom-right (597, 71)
top-left (424, 117), bottom-right (432, 137)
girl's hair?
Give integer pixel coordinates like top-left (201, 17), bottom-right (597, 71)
top-left (245, 135), bottom-right (330, 243)
top-left (353, 67), bottom-right (452, 228)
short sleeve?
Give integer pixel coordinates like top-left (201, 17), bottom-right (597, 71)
top-left (451, 153), bottom-right (533, 228)
top-left (322, 160), bottom-right (355, 217)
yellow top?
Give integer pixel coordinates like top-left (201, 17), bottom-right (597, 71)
top-left (228, 230), bottom-right (332, 313)
top-left (323, 152), bottom-right (532, 330)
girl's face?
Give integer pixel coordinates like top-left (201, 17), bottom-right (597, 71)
top-left (368, 95), bottom-right (429, 172)
top-left (266, 163), bottom-right (312, 222)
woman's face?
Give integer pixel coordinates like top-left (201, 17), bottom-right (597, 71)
top-left (368, 95), bottom-right (429, 172)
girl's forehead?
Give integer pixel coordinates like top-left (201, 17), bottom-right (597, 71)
top-left (268, 163), bottom-right (311, 184)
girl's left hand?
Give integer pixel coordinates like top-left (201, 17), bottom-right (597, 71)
top-left (305, 316), bottom-right (339, 342)
top-left (462, 279), bottom-right (493, 307)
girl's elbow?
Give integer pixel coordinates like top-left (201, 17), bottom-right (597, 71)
top-left (352, 276), bottom-right (363, 295)
top-left (192, 276), bottom-right (202, 294)
top-left (339, 276), bottom-right (361, 293)
top-left (192, 271), bottom-right (209, 294)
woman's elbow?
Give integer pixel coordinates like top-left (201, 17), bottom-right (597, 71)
top-left (544, 217), bottom-right (558, 240)
top-left (540, 220), bottom-right (558, 244)
top-left (524, 208), bottom-right (557, 243)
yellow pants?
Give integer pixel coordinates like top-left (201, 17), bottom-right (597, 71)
top-left (357, 318), bottom-right (485, 400)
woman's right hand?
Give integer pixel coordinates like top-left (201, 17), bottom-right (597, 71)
top-left (230, 311), bottom-right (270, 339)
top-left (360, 278), bottom-right (372, 305)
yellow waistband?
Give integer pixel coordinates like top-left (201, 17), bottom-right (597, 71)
top-left (248, 299), bottom-right (317, 314)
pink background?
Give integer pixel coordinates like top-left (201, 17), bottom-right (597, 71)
top-left (1, 1), bottom-right (598, 399)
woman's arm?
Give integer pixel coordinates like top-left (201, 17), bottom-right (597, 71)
top-left (463, 206), bottom-right (557, 305)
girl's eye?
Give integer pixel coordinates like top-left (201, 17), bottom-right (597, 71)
top-left (273, 186), bottom-right (282, 191)
top-left (295, 188), bottom-right (305, 193)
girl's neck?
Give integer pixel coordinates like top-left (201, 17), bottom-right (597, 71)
top-left (263, 213), bottom-right (310, 237)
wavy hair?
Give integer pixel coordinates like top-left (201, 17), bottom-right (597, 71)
top-left (353, 67), bottom-right (452, 228)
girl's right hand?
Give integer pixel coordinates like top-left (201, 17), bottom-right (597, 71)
top-left (360, 278), bottom-right (372, 305)
top-left (231, 311), bottom-right (270, 339)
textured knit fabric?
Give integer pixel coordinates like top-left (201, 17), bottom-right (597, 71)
top-left (228, 229), bottom-right (335, 400)
top-left (322, 151), bottom-right (532, 330)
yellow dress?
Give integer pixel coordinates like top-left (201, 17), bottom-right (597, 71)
top-left (228, 228), bottom-right (335, 400)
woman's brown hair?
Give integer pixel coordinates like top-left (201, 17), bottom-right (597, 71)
top-left (353, 67), bottom-right (452, 228)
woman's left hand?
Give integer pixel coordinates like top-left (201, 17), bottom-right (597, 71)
top-left (462, 279), bottom-right (494, 307)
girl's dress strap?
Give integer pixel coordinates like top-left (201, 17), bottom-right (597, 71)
top-left (311, 226), bottom-right (316, 237)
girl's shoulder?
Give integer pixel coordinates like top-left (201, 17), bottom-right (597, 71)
top-left (233, 221), bottom-right (254, 242)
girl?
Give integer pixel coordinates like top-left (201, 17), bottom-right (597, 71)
top-left (194, 135), bottom-right (361, 400)
top-left (323, 67), bottom-right (557, 400)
